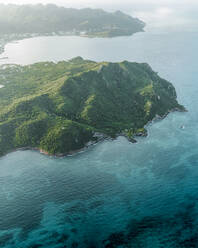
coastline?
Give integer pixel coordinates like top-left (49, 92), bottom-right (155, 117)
top-left (0, 107), bottom-right (187, 159)
top-left (0, 29), bottom-right (144, 57)
top-left (0, 134), bottom-right (109, 159)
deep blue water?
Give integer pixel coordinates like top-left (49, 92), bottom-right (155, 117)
top-left (0, 31), bottom-right (198, 247)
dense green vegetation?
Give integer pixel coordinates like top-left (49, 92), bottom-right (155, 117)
top-left (0, 57), bottom-right (184, 156)
top-left (0, 4), bottom-right (145, 37)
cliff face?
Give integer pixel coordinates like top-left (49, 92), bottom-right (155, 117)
top-left (0, 58), bottom-right (184, 156)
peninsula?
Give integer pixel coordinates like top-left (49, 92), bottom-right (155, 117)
top-left (0, 4), bottom-right (145, 54)
top-left (0, 57), bottom-right (185, 156)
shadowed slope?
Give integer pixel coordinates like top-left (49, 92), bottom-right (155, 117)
top-left (0, 57), bottom-right (184, 156)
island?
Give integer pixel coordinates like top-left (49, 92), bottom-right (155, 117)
top-left (0, 57), bottom-right (185, 157)
top-left (0, 4), bottom-right (145, 54)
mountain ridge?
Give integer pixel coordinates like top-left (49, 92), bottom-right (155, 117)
top-left (0, 57), bottom-right (185, 157)
top-left (0, 4), bottom-right (145, 37)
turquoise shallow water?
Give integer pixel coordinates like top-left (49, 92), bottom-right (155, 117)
top-left (0, 31), bottom-right (198, 247)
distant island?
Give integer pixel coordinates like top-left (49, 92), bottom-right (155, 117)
top-left (0, 4), bottom-right (145, 54)
top-left (0, 57), bottom-right (185, 157)
top-left (0, 4), bottom-right (145, 37)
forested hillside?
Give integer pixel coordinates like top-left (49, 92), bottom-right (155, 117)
top-left (0, 57), bottom-right (184, 156)
top-left (0, 4), bottom-right (145, 37)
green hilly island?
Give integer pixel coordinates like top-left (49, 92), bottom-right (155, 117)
top-left (0, 57), bottom-right (184, 156)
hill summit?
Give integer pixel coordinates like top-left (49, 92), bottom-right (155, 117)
top-left (0, 58), bottom-right (184, 156)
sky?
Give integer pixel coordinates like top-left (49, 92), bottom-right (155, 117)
top-left (0, 0), bottom-right (197, 32)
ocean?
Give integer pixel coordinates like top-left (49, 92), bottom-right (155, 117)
top-left (0, 29), bottom-right (198, 247)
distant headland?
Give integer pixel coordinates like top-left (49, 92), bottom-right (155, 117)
top-left (0, 4), bottom-right (145, 54)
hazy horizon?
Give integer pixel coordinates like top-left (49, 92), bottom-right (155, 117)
top-left (0, 0), bottom-right (197, 32)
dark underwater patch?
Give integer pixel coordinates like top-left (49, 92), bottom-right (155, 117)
top-left (102, 202), bottom-right (198, 248)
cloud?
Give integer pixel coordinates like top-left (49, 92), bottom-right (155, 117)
top-left (133, 7), bottom-right (175, 28)
top-left (0, 0), bottom-right (197, 6)
top-left (135, 7), bottom-right (173, 21)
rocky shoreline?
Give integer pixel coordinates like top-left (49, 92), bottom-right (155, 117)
top-left (1, 132), bottom-right (109, 158)
top-left (0, 107), bottom-right (187, 159)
